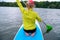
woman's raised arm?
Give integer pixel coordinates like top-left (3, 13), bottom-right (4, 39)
top-left (16, 0), bottom-right (25, 13)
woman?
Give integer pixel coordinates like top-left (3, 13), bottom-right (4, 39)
top-left (16, 0), bottom-right (42, 36)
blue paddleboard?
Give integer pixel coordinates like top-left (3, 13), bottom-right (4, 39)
top-left (14, 21), bottom-right (44, 40)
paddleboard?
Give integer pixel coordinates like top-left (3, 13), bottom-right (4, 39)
top-left (13, 20), bottom-right (44, 40)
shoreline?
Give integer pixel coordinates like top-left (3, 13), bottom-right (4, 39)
top-left (0, 6), bottom-right (60, 9)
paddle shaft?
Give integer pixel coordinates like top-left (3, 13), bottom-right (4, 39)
top-left (21, 0), bottom-right (26, 5)
top-left (42, 21), bottom-right (47, 25)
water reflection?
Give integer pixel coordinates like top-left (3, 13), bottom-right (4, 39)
top-left (0, 7), bottom-right (60, 40)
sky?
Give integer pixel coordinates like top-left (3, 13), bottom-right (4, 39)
top-left (0, 0), bottom-right (60, 2)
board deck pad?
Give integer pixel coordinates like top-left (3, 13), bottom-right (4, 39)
top-left (14, 21), bottom-right (44, 40)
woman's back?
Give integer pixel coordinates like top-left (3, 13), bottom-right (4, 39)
top-left (22, 9), bottom-right (37, 30)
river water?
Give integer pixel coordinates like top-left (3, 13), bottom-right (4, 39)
top-left (0, 7), bottom-right (60, 40)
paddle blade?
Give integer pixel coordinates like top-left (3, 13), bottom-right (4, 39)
top-left (46, 24), bottom-right (53, 33)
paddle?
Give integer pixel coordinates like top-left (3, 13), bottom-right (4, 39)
top-left (43, 21), bottom-right (53, 35)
